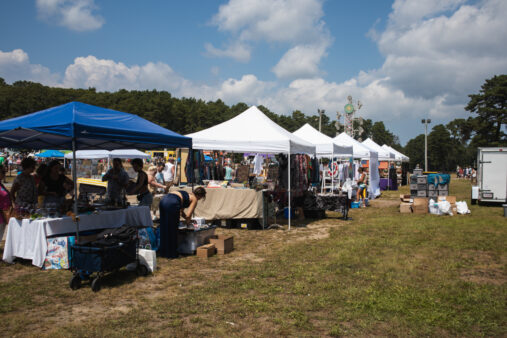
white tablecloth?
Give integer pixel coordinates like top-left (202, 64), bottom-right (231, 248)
top-left (2, 206), bottom-right (152, 268)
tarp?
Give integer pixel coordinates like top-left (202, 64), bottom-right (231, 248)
top-left (0, 101), bottom-right (192, 150)
top-left (293, 124), bottom-right (353, 158)
top-left (362, 138), bottom-right (394, 161)
top-left (382, 145), bottom-right (410, 162)
top-left (64, 149), bottom-right (150, 160)
top-left (333, 133), bottom-right (376, 159)
top-left (34, 149), bottom-right (65, 158)
top-left (187, 106), bottom-right (316, 155)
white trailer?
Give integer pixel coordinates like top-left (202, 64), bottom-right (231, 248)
top-left (472, 147), bottom-right (507, 204)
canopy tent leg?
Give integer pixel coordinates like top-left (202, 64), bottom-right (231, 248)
top-left (288, 145), bottom-right (291, 231)
top-left (72, 138), bottom-right (80, 243)
top-left (331, 149), bottom-right (334, 193)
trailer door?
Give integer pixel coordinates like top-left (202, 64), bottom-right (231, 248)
top-left (481, 150), bottom-right (507, 202)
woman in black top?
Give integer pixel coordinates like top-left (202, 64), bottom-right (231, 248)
top-left (158, 187), bottom-right (206, 258)
top-left (39, 160), bottom-right (73, 208)
top-left (130, 158), bottom-right (153, 207)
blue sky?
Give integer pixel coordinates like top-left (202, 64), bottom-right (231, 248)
top-left (1, 0), bottom-right (506, 144)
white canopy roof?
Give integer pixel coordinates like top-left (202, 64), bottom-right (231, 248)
top-left (187, 106), bottom-right (316, 154)
top-left (362, 138), bottom-right (394, 161)
top-left (64, 149), bottom-right (150, 159)
top-left (333, 133), bottom-right (377, 159)
top-left (293, 124), bottom-right (353, 157)
top-left (382, 145), bottom-right (410, 162)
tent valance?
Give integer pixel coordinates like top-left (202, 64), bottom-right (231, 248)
top-left (64, 149), bottom-right (150, 160)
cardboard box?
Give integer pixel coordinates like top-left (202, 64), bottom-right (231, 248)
top-left (209, 235), bottom-right (234, 254)
top-left (438, 190), bottom-right (449, 196)
top-left (428, 184), bottom-right (436, 191)
top-left (438, 196), bottom-right (456, 204)
top-left (400, 202), bottom-right (412, 213)
top-left (412, 197), bottom-right (428, 214)
top-left (400, 194), bottom-right (412, 202)
top-left (409, 184), bottom-right (418, 190)
top-left (196, 243), bottom-right (216, 258)
top-left (437, 184), bottom-right (449, 191)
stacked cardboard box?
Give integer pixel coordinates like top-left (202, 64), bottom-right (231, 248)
top-left (197, 243), bottom-right (216, 259)
top-left (412, 197), bottom-right (428, 214)
top-left (400, 194), bottom-right (413, 213)
top-left (209, 235), bottom-right (234, 254)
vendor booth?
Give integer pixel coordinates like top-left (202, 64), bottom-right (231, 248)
top-left (0, 101), bottom-right (192, 267)
top-left (333, 133), bottom-right (381, 199)
top-left (293, 124), bottom-right (354, 194)
top-left (187, 106), bottom-right (316, 229)
top-left (362, 138), bottom-right (396, 191)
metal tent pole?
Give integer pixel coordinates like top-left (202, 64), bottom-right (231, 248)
top-left (331, 148), bottom-right (334, 193)
top-left (72, 138), bottom-right (79, 243)
top-left (288, 144), bottom-right (291, 230)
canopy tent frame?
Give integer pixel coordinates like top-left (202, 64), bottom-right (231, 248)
top-left (0, 102), bottom-right (192, 243)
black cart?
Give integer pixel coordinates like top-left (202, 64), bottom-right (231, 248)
top-left (69, 225), bottom-right (148, 292)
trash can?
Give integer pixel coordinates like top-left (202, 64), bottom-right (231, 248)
top-left (503, 204), bottom-right (507, 217)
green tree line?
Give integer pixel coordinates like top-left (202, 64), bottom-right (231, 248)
top-left (0, 77), bottom-right (401, 147)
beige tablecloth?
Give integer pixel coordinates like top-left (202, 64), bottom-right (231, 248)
top-left (152, 187), bottom-right (263, 220)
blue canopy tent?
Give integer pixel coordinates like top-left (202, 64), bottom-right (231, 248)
top-left (34, 149), bottom-right (65, 158)
top-left (0, 101), bottom-right (192, 241)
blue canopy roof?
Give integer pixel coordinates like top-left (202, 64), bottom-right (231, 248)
top-left (0, 102), bottom-right (192, 150)
top-left (34, 149), bottom-right (65, 158)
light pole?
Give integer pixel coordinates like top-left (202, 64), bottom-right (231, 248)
top-left (421, 118), bottom-right (431, 172)
top-left (318, 109), bottom-right (325, 132)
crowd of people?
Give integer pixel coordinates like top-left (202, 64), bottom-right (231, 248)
top-left (456, 165), bottom-right (476, 182)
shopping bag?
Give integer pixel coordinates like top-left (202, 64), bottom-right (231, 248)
top-left (138, 249), bottom-right (157, 273)
top-left (456, 201), bottom-right (471, 214)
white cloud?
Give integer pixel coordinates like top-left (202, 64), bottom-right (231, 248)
top-left (0, 49), bottom-right (60, 85)
top-left (4, 0), bottom-right (507, 144)
top-left (374, 0), bottom-right (507, 103)
top-left (204, 41), bottom-right (251, 62)
top-left (216, 74), bottom-right (275, 104)
top-left (207, 0), bottom-right (331, 74)
top-left (62, 55), bottom-right (187, 92)
top-left (212, 0), bottom-right (325, 43)
top-left (272, 38), bottom-right (330, 79)
top-left (36, 0), bottom-right (104, 31)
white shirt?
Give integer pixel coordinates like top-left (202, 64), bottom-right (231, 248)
top-left (163, 162), bottom-right (175, 182)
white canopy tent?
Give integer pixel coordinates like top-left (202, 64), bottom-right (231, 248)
top-left (293, 123), bottom-right (353, 158)
top-left (187, 106), bottom-right (317, 230)
top-left (333, 133), bottom-right (381, 199)
top-left (362, 138), bottom-right (394, 161)
top-left (64, 149), bottom-right (150, 160)
top-left (187, 106), bottom-right (315, 154)
top-left (294, 124), bottom-right (353, 193)
top-left (382, 145), bottom-right (410, 162)
top-left (333, 133), bottom-right (374, 160)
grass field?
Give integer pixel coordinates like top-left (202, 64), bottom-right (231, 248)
top-left (0, 179), bottom-right (505, 337)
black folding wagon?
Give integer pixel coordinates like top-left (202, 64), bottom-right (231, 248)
top-left (69, 225), bottom-right (148, 292)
